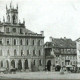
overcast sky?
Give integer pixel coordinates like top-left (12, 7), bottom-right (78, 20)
top-left (0, 0), bottom-right (80, 42)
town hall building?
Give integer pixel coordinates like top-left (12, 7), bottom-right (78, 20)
top-left (0, 3), bottom-right (44, 71)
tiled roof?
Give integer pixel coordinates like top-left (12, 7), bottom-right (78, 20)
top-left (45, 38), bottom-right (76, 49)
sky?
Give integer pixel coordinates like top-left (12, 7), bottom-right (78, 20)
top-left (0, 0), bottom-right (80, 42)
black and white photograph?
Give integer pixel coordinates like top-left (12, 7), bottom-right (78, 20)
top-left (0, 0), bottom-right (80, 80)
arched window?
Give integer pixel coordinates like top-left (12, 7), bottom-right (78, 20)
top-left (20, 39), bottom-right (23, 45)
top-left (14, 39), bottom-right (16, 45)
top-left (14, 49), bottom-right (17, 56)
top-left (11, 60), bottom-right (15, 68)
top-left (6, 60), bottom-right (9, 68)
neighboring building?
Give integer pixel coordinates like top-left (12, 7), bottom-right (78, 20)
top-left (0, 3), bottom-right (44, 71)
top-left (44, 37), bottom-right (77, 71)
top-left (76, 38), bottom-right (80, 70)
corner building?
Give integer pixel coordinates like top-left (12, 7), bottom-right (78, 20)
top-left (0, 3), bottom-right (44, 71)
top-left (44, 37), bottom-right (77, 71)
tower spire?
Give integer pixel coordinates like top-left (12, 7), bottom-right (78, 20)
top-left (23, 18), bottom-right (25, 25)
top-left (3, 16), bottom-right (5, 23)
top-left (10, 1), bottom-right (12, 8)
top-left (17, 4), bottom-right (18, 10)
top-left (6, 4), bottom-right (7, 10)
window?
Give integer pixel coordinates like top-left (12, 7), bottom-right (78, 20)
top-left (14, 49), bottom-right (17, 56)
top-left (20, 29), bottom-right (23, 34)
top-left (0, 50), bottom-right (2, 56)
top-left (21, 50), bottom-right (23, 56)
top-left (6, 28), bottom-right (9, 33)
top-left (0, 39), bottom-right (2, 45)
top-left (20, 39), bottom-right (23, 45)
top-left (7, 39), bottom-right (10, 45)
top-left (14, 39), bottom-right (16, 45)
top-left (33, 60), bottom-right (35, 65)
top-left (33, 50), bottom-right (35, 56)
top-left (27, 50), bottom-right (29, 55)
top-left (13, 28), bottom-right (16, 32)
top-left (39, 60), bottom-right (42, 66)
top-left (38, 40), bottom-right (40, 46)
top-left (1, 61), bottom-right (3, 67)
top-left (7, 50), bottom-right (10, 56)
top-left (32, 40), bottom-right (34, 45)
top-left (39, 50), bottom-right (41, 56)
top-left (26, 40), bottom-right (28, 45)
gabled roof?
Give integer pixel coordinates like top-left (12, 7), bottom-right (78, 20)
top-left (44, 42), bottom-right (53, 48)
top-left (76, 38), bottom-right (80, 42)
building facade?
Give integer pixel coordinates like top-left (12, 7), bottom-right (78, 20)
top-left (44, 37), bottom-right (77, 71)
top-left (0, 3), bottom-right (44, 71)
top-left (76, 38), bottom-right (80, 69)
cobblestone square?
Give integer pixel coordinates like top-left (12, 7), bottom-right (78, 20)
top-left (0, 72), bottom-right (80, 80)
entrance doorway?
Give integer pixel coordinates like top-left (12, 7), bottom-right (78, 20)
top-left (47, 60), bottom-right (51, 71)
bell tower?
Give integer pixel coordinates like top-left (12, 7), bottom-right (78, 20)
top-left (6, 2), bottom-right (18, 24)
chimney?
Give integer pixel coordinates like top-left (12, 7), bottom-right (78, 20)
top-left (49, 36), bottom-right (53, 42)
top-left (40, 31), bottom-right (44, 36)
top-left (64, 37), bottom-right (66, 40)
